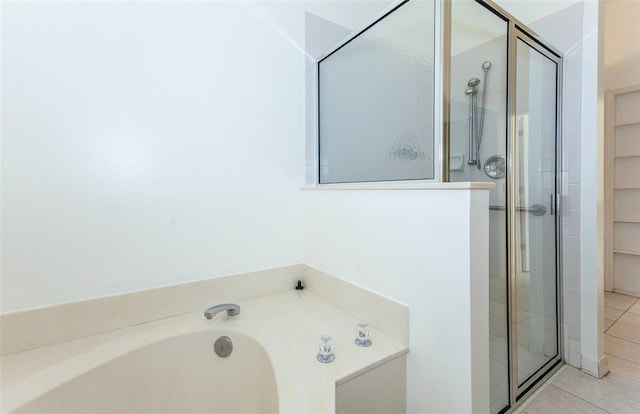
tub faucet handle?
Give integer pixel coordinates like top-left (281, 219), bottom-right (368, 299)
top-left (317, 335), bottom-right (335, 363)
top-left (355, 322), bottom-right (372, 347)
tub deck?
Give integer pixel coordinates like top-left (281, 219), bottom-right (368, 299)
top-left (1, 289), bottom-right (408, 413)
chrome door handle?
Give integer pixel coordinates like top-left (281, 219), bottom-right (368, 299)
top-left (489, 204), bottom-right (547, 216)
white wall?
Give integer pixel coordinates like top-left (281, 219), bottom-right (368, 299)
top-left (0, 1), bottom-right (301, 313)
top-left (0, 1), bottom-right (387, 314)
top-left (604, 0), bottom-right (640, 91)
top-left (303, 187), bottom-right (490, 414)
top-left (579, 0), bottom-right (607, 378)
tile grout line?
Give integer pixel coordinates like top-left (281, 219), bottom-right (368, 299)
top-left (513, 365), bottom-right (566, 413)
top-left (604, 298), bottom-right (640, 366)
top-left (604, 296), bottom-right (639, 333)
top-left (604, 335), bottom-right (640, 365)
top-left (518, 294), bottom-right (639, 413)
top-left (546, 384), bottom-right (614, 414)
top-left (604, 322), bottom-right (640, 344)
top-left (603, 351), bottom-right (640, 369)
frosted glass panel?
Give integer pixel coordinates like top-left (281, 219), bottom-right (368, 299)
top-left (318, 0), bottom-right (435, 184)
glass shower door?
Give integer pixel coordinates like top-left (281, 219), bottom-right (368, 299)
top-left (512, 35), bottom-right (561, 391)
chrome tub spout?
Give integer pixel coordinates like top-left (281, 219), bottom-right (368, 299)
top-left (204, 304), bottom-right (240, 320)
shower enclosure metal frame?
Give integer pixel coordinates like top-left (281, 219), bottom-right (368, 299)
top-left (443, 0), bottom-right (564, 411)
top-left (507, 25), bottom-right (563, 406)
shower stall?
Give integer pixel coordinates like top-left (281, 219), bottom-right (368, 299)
top-left (316, 1), bottom-right (563, 412)
top-left (448, 2), bottom-right (562, 412)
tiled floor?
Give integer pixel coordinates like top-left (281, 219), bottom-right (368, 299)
top-left (489, 270), bottom-right (561, 414)
top-left (517, 292), bottom-right (640, 414)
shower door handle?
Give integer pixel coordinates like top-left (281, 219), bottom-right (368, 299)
top-left (550, 194), bottom-right (555, 215)
top-left (489, 204), bottom-right (547, 215)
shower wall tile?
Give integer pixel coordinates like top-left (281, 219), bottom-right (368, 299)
top-left (569, 313), bottom-right (581, 341)
top-left (569, 339), bottom-right (583, 367)
top-left (568, 210), bottom-right (581, 237)
top-left (563, 324), bottom-right (570, 354)
top-left (564, 261), bottom-right (581, 291)
top-left (568, 184), bottom-right (581, 211)
top-left (562, 145), bottom-right (569, 172)
top-left (566, 287), bottom-right (581, 317)
top-left (566, 236), bottom-right (581, 263)
top-left (568, 139), bottom-right (582, 184)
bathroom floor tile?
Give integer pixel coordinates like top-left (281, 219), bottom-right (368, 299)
top-left (618, 312), bottom-right (640, 328)
top-left (605, 306), bottom-right (624, 321)
top-left (605, 292), bottom-right (638, 303)
top-left (605, 297), bottom-right (634, 311)
top-left (490, 300), bottom-right (506, 316)
top-left (605, 353), bottom-right (640, 392)
top-left (628, 302), bottom-right (640, 315)
top-left (520, 385), bottom-right (608, 414)
top-left (605, 318), bottom-right (615, 331)
top-left (604, 354), bottom-right (640, 393)
top-left (520, 300), bottom-right (640, 414)
top-left (607, 322), bottom-right (640, 344)
top-left (605, 335), bottom-right (640, 364)
top-left (551, 364), bottom-right (640, 413)
top-left (517, 310), bottom-right (530, 322)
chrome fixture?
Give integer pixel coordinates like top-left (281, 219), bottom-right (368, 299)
top-left (466, 86), bottom-right (477, 166)
top-left (489, 204), bottom-right (547, 216)
top-left (317, 335), bottom-right (335, 363)
top-left (355, 322), bottom-right (372, 347)
top-left (484, 154), bottom-right (506, 179)
top-left (214, 336), bottom-right (233, 358)
top-left (204, 304), bottom-right (240, 319)
top-left (466, 61), bottom-right (492, 168)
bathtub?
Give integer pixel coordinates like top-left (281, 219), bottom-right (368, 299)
top-left (12, 328), bottom-right (279, 413)
top-left (1, 290), bottom-right (408, 413)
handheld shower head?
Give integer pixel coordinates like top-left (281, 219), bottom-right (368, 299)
top-left (467, 77), bottom-right (481, 88)
top-left (482, 61), bottom-right (492, 71)
top-left (465, 87), bottom-right (476, 95)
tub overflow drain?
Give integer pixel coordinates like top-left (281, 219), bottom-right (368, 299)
top-left (214, 336), bottom-right (233, 358)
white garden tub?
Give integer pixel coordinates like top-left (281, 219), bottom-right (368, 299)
top-left (12, 329), bottom-right (278, 413)
top-left (1, 290), bottom-right (408, 413)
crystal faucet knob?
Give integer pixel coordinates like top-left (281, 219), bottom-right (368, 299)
top-left (355, 322), bottom-right (372, 347)
top-left (317, 335), bottom-right (335, 363)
